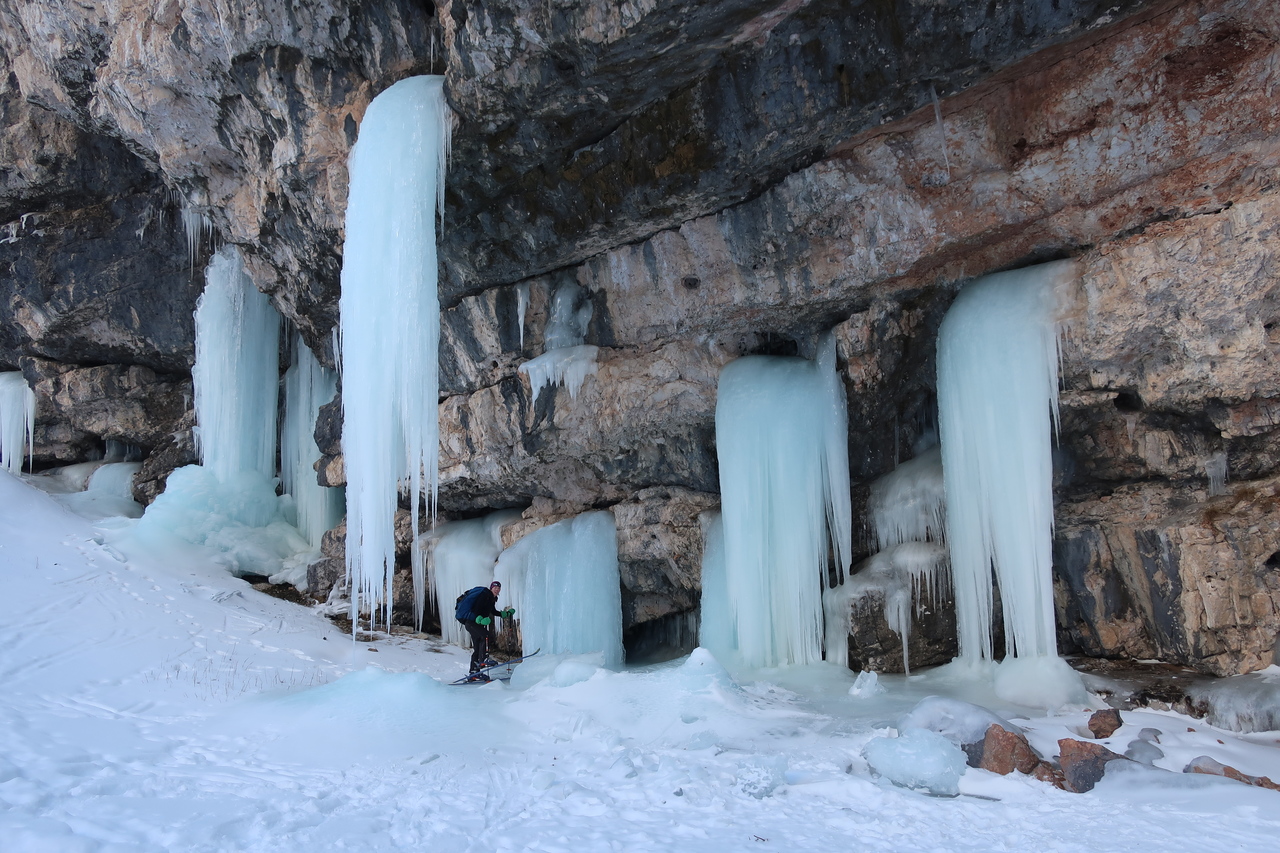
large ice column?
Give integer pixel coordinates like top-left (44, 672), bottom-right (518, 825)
top-left (281, 334), bottom-right (344, 549)
top-left (696, 511), bottom-right (736, 664)
top-left (937, 260), bottom-right (1075, 664)
top-left (0, 372), bottom-right (35, 475)
top-left (339, 75), bottom-right (450, 629)
top-left (192, 246), bottom-right (281, 481)
top-left (420, 509), bottom-right (522, 643)
top-left (494, 511), bottom-right (624, 666)
top-left (518, 281), bottom-right (598, 404)
top-left (714, 336), bottom-right (853, 668)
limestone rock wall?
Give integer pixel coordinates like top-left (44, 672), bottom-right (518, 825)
top-left (2, 0), bottom-right (1278, 671)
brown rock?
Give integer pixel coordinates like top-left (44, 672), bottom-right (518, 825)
top-left (1088, 709), bottom-right (1124, 739)
top-left (1185, 756), bottom-right (1280, 791)
top-left (978, 725), bottom-right (1042, 776)
top-left (1058, 738), bottom-right (1129, 793)
top-left (1031, 763), bottom-right (1068, 790)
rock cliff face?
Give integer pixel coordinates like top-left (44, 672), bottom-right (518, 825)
top-left (2, 0), bottom-right (1278, 673)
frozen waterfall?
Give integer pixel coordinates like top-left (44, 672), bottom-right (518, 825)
top-left (937, 260), bottom-right (1085, 705)
top-left (420, 509), bottom-right (522, 643)
top-left (713, 336), bottom-right (852, 668)
top-left (494, 512), bottom-right (624, 666)
top-left (192, 246), bottom-right (281, 481)
top-left (0, 371), bottom-right (35, 475)
top-left (518, 281), bottom-right (598, 404)
top-left (339, 76), bottom-right (451, 629)
top-left (281, 335), bottom-right (344, 549)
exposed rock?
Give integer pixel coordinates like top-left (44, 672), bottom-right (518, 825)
top-left (976, 724), bottom-right (1044, 777)
top-left (19, 357), bottom-right (191, 463)
top-left (1088, 709), bottom-right (1124, 739)
top-left (1057, 738), bottom-right (1130, 793)
top-left (613, 486), bottom-right (719, 630)
top-left (437, 0), bottom-right (1156, 299)
top-left (1055, 475), bottom-right (1280, 676)
top-left (1185, 755), bottom-right (1280, 791)
top-left (131, 412), bottom-right (198, 506)
top-left (0, 0), bottom-right (441, 362)
top-left (839, 575), bottom-right (959, 675)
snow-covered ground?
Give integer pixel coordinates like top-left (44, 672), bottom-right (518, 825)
top-left (3, 470), bottom-right (1279, 853)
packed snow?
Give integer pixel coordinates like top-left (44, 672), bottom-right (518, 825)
top-left (6, 469), bottom-right (1280, 852)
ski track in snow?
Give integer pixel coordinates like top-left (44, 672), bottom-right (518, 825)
top-left (2, 470), bottom-right (1280, 852)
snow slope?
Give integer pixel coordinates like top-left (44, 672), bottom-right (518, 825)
top-left (2, 470), bottom-right (1279, 852)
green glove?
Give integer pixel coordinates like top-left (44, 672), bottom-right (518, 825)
top-left (501, 607), bottom-right (515, 619)
top-left (476, 616), bottom-right (492, 627)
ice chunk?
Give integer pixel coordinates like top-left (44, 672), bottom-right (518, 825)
top-left (495, 511), bottom-right (623, 666)
top-left (338, 75), bottom-right (451, 629)
top-left (863, 727), bottom-right (968, 796)
top-left (897, 696), bottom-right (1020, 746)
top-left (0, 371), bottom-right (35, 475)
top-left (937, 261), bottom-right (1075, 664)
top-left (713, 335), bottom-right (852, 667)
top-left (849, 670), bottom-right (886, 698)
top-left (1187, 667), bottom-right (1280, 733)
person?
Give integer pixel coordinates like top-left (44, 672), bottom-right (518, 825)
top-left (460, 581), bottom-right (515, 680)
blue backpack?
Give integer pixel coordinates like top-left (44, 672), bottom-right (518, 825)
top-left (454, 586), bottom-right (488, 622)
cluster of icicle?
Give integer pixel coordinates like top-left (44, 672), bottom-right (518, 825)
top-left (0, 371), bottom-right (34, 476)
top-left (418, 509), bottom-right (521, 645)
top-left (495, 511), bottom-right (624, 666)
top-left (338, 76), bottom-right (451, 630)
top-left (192, 247), bottom-right (281, 482)
top-left (280, 334), bottom-right (344, 550)
top-left (823, 447), bottom-right (949, 674)
top-left (703, 335), bottom-right (852, 668)
top-left (517, 281), bottom-right (598, 404)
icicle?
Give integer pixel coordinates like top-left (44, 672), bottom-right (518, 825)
top-left (339, 76), bottom-right (451, 631)
top-left (697, 511), bottom-right (735, 664)
top-left (420, 509), bottom-right (522, 641)
top-left (937, 260), bottom-right (1075, 665)
top-left (519, 281), bottom-right (597, 404)
top-left (1205, 451), bottom-right (1229, 496)
top-left (493, 511), bottom-right (623, 666)
top-left (281, 333), bottom-right (344, 549)
top-left (192, 246), bottom-right (281, 482)
top-left (518, 345), bottom-right (599, 404)
top-left (714, 334), bottom-right (852, 668)
top-left (0, 372), bottom-right (35, 475)
top-left (516, 282), bottom-right (530, 349)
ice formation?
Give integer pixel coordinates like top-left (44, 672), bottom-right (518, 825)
top-left (697, 511), bottom-right (734, 664)
top-left (896, 695), bottom-right (1020, 746)
top-left (516, 282), bottom-right (530, 348)
top-left (1205, 450), bottom-right (1229, 496)
top-left (868, 447), bottom-right (946, 552)
top-left (518, 281), bottom-right (598, 404)
top-left (863, 728), bottom-right (968, 796)
top-left (823, 541), bottom-right (947, 673)
top-left (518, 345), bottom-right (599, 404)
top-left (420, 509), bottom-right (522, 643)
top-left (713, 335), bottom-right (852, 668)
top-left (937, 261), bottom-right (1073, 664)
top-left (494, 511), bottom-right (623, 666)
top-left (281, 334), bottom-right (344, 549)
top-left (192, 246), bottom-right (281, 481)
top-left (338, 75), bottom-right (450, 629)
top-left (0, 371), bottom-right (35, 475)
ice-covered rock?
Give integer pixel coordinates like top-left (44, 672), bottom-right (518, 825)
top-left (863, 728), bottom-right (968, 796)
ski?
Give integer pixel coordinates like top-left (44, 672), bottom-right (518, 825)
top-left (449, 649), bottom-right (541, 685)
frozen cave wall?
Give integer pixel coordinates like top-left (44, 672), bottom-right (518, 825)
top-left (1, 0), bottom-right (1279, 673)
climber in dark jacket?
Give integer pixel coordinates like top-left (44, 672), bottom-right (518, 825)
top-left (462, 581), bottom-right (515, 678)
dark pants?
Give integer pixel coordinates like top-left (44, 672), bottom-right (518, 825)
top-left (464, 621), bottom-right (492, 672)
